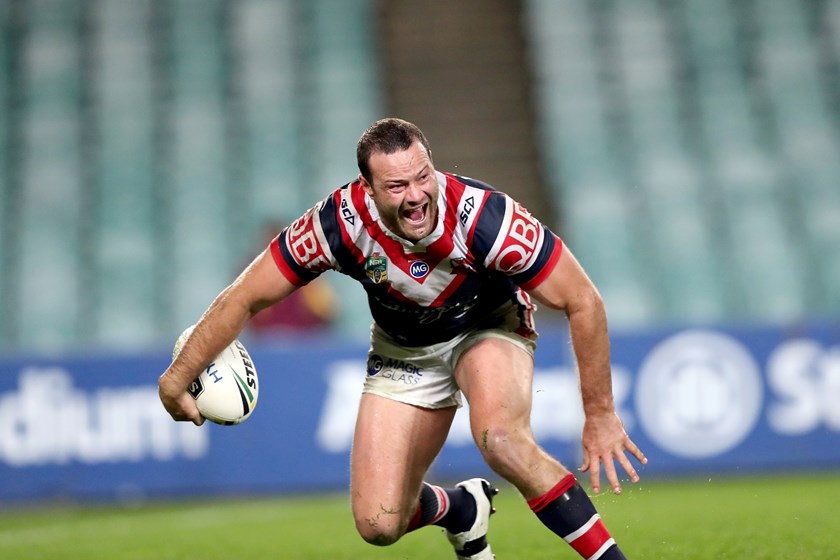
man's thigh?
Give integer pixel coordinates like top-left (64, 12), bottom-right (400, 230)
top-left (454, 336), bottom-right (569, 497)
top-left (351, 393), bottom-right (456, 524)
top-left (454, 333), bottom-right (536, 425)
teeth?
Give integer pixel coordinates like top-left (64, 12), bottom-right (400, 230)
top-left (404, 205), bottom-right (425, 222)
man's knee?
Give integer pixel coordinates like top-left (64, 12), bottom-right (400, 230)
top-left (475, 425), bottom-right (537, 474)
top-left (476, 424), bottom-right (527, 452)
top-left (353, 508), bottom-right (408, 546)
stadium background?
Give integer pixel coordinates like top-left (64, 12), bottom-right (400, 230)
top-left (1, 0), bottom-right (839, 506)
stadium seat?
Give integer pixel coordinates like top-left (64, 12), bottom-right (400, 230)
top-left (15, 0), bottom-right (85, 349)
top-left (0, 0), bottom-right (387, 351)
top-left (90, 0), bottom-right (161, 347)
top-left (301, 0), bottom-right (382, 194)
top-left (608, 0), bottom-right (730, 322)
top-left (0, 1), bottom-right (8, 345)
top-left (679, 0), bottom-right (811, 320)
top-left (5, 0), bottom-right (840, 351)
top-left (525, 0), bottom-right (840, 325)
top-left (753, 0), bottom-right (840, 315)
top-left (233, 0), bottom-right (306, 229)
top-left (524, 0), bottom-right (655, 325)
top-left (298, 0), bottom-right (383, 334)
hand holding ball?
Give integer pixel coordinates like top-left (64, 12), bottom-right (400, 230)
top-left (172, 326), bottom-right (259, 425)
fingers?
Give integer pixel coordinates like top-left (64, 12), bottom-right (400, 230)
top-left (186, 402), bottom-right (205, 426)
top-left (603, 456), bottom-right (621, 494)
top-left (580, 415), bottom-right (648, 495)
top-left (626, 437), bottom-right (648, 465)
top-left (617, 437), bottom-right (647, 484)
top-left (584, 439), bottom-right (648, 495)
top-left (587, 456), bottom-right (602, 494)
top-left (180, 394), bottom-right (205, 425)
top-left (588, 451), bottom-right (631, 495)
top-left (616, 451), bottom-right (639, 484)
top-left (160, 390), bottom-right (205, 425)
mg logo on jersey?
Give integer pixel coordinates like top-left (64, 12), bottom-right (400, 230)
top-left (409, 261), bottom-right (430, 279)
top-left (366, 354), bottom-right (384, 376)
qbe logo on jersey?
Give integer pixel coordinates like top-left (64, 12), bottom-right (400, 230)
top-left (286, 205), bottom-right (331, 272)
top-left (491, 201), bottom-right (544, 274)
top-left (635, 330), bottom-right (763, 458)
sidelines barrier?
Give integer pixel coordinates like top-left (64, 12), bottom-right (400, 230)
top-left (1, 323), bottom-right (838, 503)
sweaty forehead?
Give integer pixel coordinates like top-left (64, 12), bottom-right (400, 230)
top-left (369, 142), bottom-right (432, 182)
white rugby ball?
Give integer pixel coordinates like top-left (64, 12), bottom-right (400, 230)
top-left (173, 326), bottom-right (259, 425)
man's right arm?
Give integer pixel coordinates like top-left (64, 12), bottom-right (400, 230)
top-left (527, 245), bottom-right (646, 494)
top-left (158, 247), bottom-right (299, 424)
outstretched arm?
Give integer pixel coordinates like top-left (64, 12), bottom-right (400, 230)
top-left (527, 245), bottom-right (647, 494)
top-left (158, 247), bottom-right (298, 425)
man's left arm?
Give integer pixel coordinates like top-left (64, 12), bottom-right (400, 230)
top-left (527, 244), bottom-right (647, 494)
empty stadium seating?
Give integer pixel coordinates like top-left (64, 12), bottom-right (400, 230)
top-left (15, 1), bottom-right (85, 349)
top-left (0, 0), bottom-right (838, 352)
top-left (526, 0), bottom-right (840, 327)
top-left (0, 0), bottom-right (382, 351)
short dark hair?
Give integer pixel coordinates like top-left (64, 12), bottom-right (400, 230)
top-left (356, 118), bottom-right (432, 183)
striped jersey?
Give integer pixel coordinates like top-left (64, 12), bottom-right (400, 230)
top-left (270, 172), bottom-right (563, 346)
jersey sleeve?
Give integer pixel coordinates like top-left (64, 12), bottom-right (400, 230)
top-left (270, 196), bottom-right (338, 286)
top-left (472, 191), bottom-right (563, 290)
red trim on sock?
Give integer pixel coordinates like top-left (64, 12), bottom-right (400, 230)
top-left (527, 473), bottom-right (577, 513)
top-left (407, 484), bottom-right (449, 533)
top-left (568, 517), bottom-right (612, 559)
top-left (406, 502), bottom-right (423, 532)
top-left (430, 485), bottom-right (449, 524)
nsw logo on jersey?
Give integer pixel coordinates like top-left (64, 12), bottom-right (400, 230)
top-left (365, 253), bottom-right (388, 284)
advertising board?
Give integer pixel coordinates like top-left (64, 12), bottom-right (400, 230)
top-left (1, 323), bottom-right (837, 503)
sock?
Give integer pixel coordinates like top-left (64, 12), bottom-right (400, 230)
top-left (406, 482), bottom-right (477, 534)
top-left (528, 473), bottom-right (627, 560)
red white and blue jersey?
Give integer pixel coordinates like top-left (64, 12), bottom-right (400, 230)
top-left (270, 172), bottom-right (563, 346)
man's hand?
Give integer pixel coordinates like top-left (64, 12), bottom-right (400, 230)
top-left (158, 375), bottom-right (205, 426)
top-left (580, 410), bottom-right (646, 494)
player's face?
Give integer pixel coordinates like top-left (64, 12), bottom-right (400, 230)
top-left (361, 141), bottom-right (440, 243)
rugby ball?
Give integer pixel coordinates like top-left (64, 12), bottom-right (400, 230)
top-left (172, 326), bottom-right (259, 425)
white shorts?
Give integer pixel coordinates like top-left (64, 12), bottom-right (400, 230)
top-left (363, 302), bottom-right (538, 409)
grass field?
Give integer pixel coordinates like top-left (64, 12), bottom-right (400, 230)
top-left (1, 472), bottom-right (837, 559)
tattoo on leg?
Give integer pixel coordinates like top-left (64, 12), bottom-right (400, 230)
top-left (482, 429), bottom-right (490, 451)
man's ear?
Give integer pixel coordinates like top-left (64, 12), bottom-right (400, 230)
top-left (359, 174), bottom-right (374, 196)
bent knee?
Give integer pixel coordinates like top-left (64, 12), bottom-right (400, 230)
top-left (476, 425), bottom-right (530, 453)
top-left (475, 425), bottom-right (537, 470)
top-left (354, 513), bottom-right (407, 547)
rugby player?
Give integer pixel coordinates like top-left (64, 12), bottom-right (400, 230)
top-left (160, 118), bottom-right (647, 559)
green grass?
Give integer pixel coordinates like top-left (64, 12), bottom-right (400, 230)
top-left (0, 473), bottom-right (837, 559)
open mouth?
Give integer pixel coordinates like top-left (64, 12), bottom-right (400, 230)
top-left (402, 203), bottom-right (428, 225)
